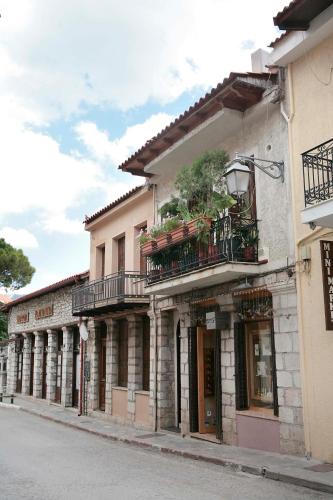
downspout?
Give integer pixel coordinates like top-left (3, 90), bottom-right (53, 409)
top-left (280, 63), bottom-right (312, 457)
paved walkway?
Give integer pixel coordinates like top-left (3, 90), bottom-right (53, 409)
top-left (4, 396), bottom-right (333, 496)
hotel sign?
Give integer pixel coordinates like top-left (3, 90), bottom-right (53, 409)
top-left (321, 241), bottom-right (333, 330)
top-left (35, 305), bottom-right (54, 320)
top-left (17, 312), bottom-right (29, 324)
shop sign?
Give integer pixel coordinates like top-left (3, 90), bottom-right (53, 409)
top-left (321, 240), bottom-right (333, 330)
top-left (35, 305), bottom-right (54, 320)
top-left (206, 311), bottom-right (230, 330)
top-left (17, 312), bottom-right (29, 324)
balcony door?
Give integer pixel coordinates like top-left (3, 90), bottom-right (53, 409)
top-left (117, 236), bottom-right (125, 296)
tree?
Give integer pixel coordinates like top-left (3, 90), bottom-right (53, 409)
top-left (0, 312), bottom-right (7, 340)
top-left (0, 238), bottom-right (35, 290)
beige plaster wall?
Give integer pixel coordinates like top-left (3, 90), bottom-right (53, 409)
top-left (87, 187), bottom-right (154, 280)
top-left (288, 33), bottom-right (333, 462)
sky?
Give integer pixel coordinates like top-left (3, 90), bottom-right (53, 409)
top-left (0, 0), bottom-right (287, 295)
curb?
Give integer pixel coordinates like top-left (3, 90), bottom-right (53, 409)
top-left (0, 402), bottom-right (20, 409)
top-left (18, 406), bottom-right (333, 496)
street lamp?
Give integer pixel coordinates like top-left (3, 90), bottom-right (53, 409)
top-left (225, 153), bottom-right (284, 197)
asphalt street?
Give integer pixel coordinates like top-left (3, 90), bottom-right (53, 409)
top-left (0, 408), bottom-right (330, 500)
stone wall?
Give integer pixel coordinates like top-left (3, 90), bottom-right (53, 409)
top-left (7, 285), bottom-right (78, 335)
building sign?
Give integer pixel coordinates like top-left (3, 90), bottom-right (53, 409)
top-left (35, 305), bottom-right (54, 320)
top-left (206, 311), bottom-right (230, 330)
top-left (17, 312), bottom-right (29, 324)
top-left (321, 241), bottom-right (333, 330)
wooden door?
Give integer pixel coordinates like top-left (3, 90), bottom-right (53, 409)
top-left (16, 349), bottom-right (23, 393)
top-left (99, 337), bottom-right (106, 411)
top-left (197, 327), bottom-right (216, 434)
top-left (72, 329), bottom-right (80, 408)
top-left (118, 236), bottom-right (125, 271)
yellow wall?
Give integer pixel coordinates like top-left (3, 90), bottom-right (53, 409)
top-left (87, 187), bottom-right (154, 281)
top-left (289, 33), bottom-right (333, 461)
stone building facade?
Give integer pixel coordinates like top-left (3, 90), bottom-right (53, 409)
top-left (119, 67), bottom-right (305, 455)
top-left (4, 272), bottom-right (87, 407)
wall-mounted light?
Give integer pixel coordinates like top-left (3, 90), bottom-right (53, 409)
top-left (225, 153), bottom-right (284, 197)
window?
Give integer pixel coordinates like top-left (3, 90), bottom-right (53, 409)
top-left (142, 316), bottom-right (150, 391)
top-left (118, 319), bottom-right (128, 387)
top-left (246, 322), bottom-right (274, 409)
top-left (235, 318), bottom-right (278, 416)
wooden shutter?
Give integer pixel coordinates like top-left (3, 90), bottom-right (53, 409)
top-left (234, 322), bottom-right (248, 411)
top-left (188, 326), bottom-right (199, 433)
top-left (118, 236), bottom-right (125, 272)
top-left (214, 330), bottom-right (223, 441)
top-left (270, 320), bottom-right (279, 417)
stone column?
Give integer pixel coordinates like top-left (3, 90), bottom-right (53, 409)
top-left (104, 319), bottom-right (118, 415)
top-left (61, 326), bottom-right (74, 407)
top-left (268, 280), bottom-right (305, 456)
top-left (22, 333), bottom-right (33, 395)
top-left (46, 329), bottom-right (57, 402)
top-left (155, 310), bottom-right (176, 430)
top-left (127, 315), bottom-right (143, 423)
top-left (87, 320), bottom-right (101, 411)
top-left (33, 331), bottom-right (44, 398)
top-left (7, 335), bottom-right (18, 394)
top-left (217, 294), bottom-right (237, 446)
top-left (177, 304), bottom-right (191, 435)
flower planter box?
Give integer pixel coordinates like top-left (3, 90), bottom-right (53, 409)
top-left (169, 224), bottom-right (186, 244)
top-left (141, 240), bottom-right (157, 257)
top-left (243, 245), bottom-right (256, 262)
top-left (155, 233), bottom-right (171, 250)
top-left (185, 216), bottom-right (212, 237)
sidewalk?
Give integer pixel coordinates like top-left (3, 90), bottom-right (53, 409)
top-left (4, 396), bottom-right (333, 496)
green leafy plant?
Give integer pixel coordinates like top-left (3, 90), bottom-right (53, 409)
top-left (0, 238), bottom-right (35, 290)
top-left (138, 232), bottom-right (152, 245)
top-left (159, 196), bottom-right (181, 219)
top-left (162, 217), bottom-right (182, 233)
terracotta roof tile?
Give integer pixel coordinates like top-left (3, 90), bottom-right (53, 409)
top-left (1, 271), bottom-right (89, 311)
top-left (84, 185), bottom-right (145, 225)
top-left (268, 30), bottom-right (291, 48)
top-left (119, 72), bottom-right (275, 175)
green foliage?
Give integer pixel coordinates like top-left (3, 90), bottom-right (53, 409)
top-left (162, 217), bottom-right (182, 233)
top-left (175, 150), bottom-right (235, 219)
top-left (0, 312), bottom-right (8, 340)
top-left (159, 196), bottom-right (181, 219)
top-left (137, 232), bottom-right (152, 245)
top-left (0, 238), bottom-right (35, 290)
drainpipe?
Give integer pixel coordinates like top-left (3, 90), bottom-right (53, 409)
top-left (279, 63), bottom-right (312, 457)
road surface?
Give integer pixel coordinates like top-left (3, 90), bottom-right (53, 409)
top-left (0, 408), bottom-right (329, 500)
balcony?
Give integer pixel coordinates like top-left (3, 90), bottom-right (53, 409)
top-left (145, 216), bottom-right (262, 296)
top-left (72, 272), bottom-right (149, 316)
top-left (301, 138), bottom-right (333, 228)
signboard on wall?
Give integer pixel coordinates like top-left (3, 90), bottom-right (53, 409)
top-left (35, 305), bottom-right (54, 320)
top-left (321, 240), bottom-right (333, 330)
top-left (17, 312), bottom-right (29, 324)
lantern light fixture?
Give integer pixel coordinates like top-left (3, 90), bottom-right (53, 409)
top-left (225, 153), bottom-right (284, 197)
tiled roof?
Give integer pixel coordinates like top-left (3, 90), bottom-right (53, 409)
top-left (84, 185), bottom-right (145, 225)
top-left (273, 0), bottom-right (333, 30)
top-left (268, 30), bottom-right (291, 48)
top-left (119, 72), bottom-right (276, 176)
top-left (0, 294), bottom-right (11, 305)
top-left (1, 271), bottom-right (89, 310)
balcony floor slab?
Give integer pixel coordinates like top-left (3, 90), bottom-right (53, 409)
top-left (145, 261), bottom-right (262, 296)
top-left (301, 198), bottom-right (333, 228)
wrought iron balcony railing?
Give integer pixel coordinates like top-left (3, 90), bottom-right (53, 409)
top-left (72, 271), bottom-right (148, 315)
top-left (302, 138), bottom-right (333, 206)
top-left (145, 216), bottom-right (258, 285)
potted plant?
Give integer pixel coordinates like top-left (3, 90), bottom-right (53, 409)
top-left (138, 231), bottom-right (156, 256)
top-left (242, 227), bottom-right (259, 261)
top-left (162, 217), bottom-right (185, 244)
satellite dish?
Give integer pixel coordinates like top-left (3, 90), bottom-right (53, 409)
top-left (79, 322), bottom-right (89, 341)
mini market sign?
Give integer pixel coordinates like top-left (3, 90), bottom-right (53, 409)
top-left (321, 240), bottom-right (333, 330)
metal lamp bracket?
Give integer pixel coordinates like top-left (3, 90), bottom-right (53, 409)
top-left (235, 153), bottom-right (284, 182)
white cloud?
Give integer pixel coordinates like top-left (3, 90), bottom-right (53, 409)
top-left (0, 0), bottom-right (287, 119)
top-left (75, 113), bottom-right (175, 166)
top-left (0, 227), bottom-right (39, 249)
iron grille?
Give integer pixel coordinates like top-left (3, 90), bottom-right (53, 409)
top-left (302, 138), bottom-right (333, 206)
top-left (146, 216), bottom-right (258, 285)
top-left (72, 271), bottom-right (148, 314)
